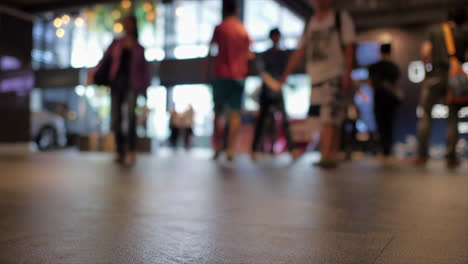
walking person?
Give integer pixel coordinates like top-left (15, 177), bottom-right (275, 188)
top-left (206, 0), bottom-right (252, 162)
top-left (368, 44), bottom-right (402, 160)
top-left (180, 106), bottom-right (194, 150)
top-left (281, 0), bottom-right (356, 169)
top-left (88, 16), bottom-right (150, 166)
top-left (169, 108), bottom-right (181, 148)
top-left (409, 8), bottom-right (468, 169)
top-left (251, 28), bottom-right (302, 161)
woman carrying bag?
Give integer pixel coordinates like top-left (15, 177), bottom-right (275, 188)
top-left (88, 16), bottom-right (151, 167)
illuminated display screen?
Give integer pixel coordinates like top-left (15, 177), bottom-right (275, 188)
top-left (356, 42), bottom-right (380, 67)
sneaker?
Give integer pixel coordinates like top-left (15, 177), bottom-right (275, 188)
top-left (446, 158), bottom-right (460, 170)
top-left (406, 156), bottom-right (428, 167)
top-left (313, 159), bottom-right (338, 169)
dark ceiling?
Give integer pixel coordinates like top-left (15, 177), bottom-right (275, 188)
top-left (293, 0), bottom-right (467, 29)
top-left (0, 0), bottom-right (467, 30)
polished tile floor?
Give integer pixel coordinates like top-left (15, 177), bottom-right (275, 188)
top-left (0, 150), bottom-right (467, 264)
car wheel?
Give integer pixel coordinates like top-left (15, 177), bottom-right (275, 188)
top-left (36, 127), bottom-right (57, 151)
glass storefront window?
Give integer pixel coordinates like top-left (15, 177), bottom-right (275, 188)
top-left (245, 0), bottom-right (281, 41)
top-left (170, 0), bottom-right (221, 59)
top-left (33, 0), bottom-right (300, 66)
top-left (245, 0), bottom-right (305, 52)
top-left (175, 1), bottom-right (199, 45)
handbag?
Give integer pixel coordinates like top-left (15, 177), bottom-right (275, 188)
top-left (442, 23), bottom-right (468, 105)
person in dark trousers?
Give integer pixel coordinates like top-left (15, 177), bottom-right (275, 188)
top-left (89, 16), bottom-right (150, 167)
top-left (369, 44), bottom-right (402, 159)
top-left (409, 8), bottom-right (468, 169)
top-left (251, 29), bottom-right (302, 161)
top-left (169, 108), bottom-right (180, 148)
top-left (340, 103), bottom-right (359, 160)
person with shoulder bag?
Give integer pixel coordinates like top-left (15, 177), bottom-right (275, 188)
top-left (87, 16), bottom-right (151, 167)
top-left (408, 8), bottom-right (468, 169)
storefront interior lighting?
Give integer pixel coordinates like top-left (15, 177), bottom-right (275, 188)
top-left (121, 0), bottom-right (132, 9)
top-left (379, 32), bottom-right (392, 44)
top-left (53, 17), bottom-right (62, 28)
top-left (112, 10), bottom-right (121, 20)
top-left (143, 2), bottom-right (153, 12)
top-left (176, 7), bottom-right (184, 17)
top-left (113, 22), bottom-right (123, 33)
top-left (75, 85), bottom-right (85, 96)
top-left (74, 17), bottom-right (84, 27)
top-left (86, 87), bottom-right (95, 97)
top-left (62, 14), bottom-right (71, 25)
top-left (146, 12), bottom-right (155, 21)
top-left (56, 28), bottom-right (65, 38)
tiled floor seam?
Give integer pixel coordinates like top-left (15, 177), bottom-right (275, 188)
top-left (370, 235), bottom-right (395, 264)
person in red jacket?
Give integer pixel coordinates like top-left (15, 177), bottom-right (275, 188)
top-left (207, 1), bottom-right (252, 162)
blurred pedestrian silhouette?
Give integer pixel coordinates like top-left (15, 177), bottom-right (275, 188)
top-left (88, 16), bottom-right (150, 167)
top-left (251, 28), bottom-right (303, 161)
top-left (206, 0), bottom-right (252, 162)
top-left (368, 44), bottom-right (402, 159)
top-left (169, 105), bottom-right (194, 150)
top-left (408, 8), bottom-right (468, 169)
top-left (281, 0), bottom-right (357, 169)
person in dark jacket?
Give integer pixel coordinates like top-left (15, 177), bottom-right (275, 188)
top-left (251, 28), bottom-right (302, 161)
top-left (369, 44), bottom-right (402, 159)
top-left (89, 16), bottom-right (150, 166)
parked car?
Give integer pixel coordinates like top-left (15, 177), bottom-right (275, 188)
top-left (31, 111), bottom-right (67, 150)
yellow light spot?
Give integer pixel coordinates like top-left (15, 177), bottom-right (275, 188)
top-left (121, 0), bottom-right (132, 9)
top-left (53, 18), bottom-right (62, 28)
top-left (113, 23), bottom-right (123, 33)
top-left (112, 10), bottom-right (121, 20)
top-left (146, 12), bottom-right (155, 21)
top-left (56, 28), bottom-right (65, 38)
top-left (74, 17), bottom-right (84, 27)
top-left (61, 14), bottom-right (71, 25)
top-left (143, 2), bottom-right (153, 12)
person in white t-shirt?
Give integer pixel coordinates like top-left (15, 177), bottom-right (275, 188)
top-left (281, 0), bottom-right (356, 169)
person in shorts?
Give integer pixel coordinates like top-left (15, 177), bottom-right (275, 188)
top-left (207, 0), bottom-right (252, 162)
top-left (281, 0), bottom-right (356, 169)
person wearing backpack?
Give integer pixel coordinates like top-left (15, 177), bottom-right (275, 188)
top-left (409, 8), bottom-right (468, 169)
top-left (281, 0), bottom-right (356, 169)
